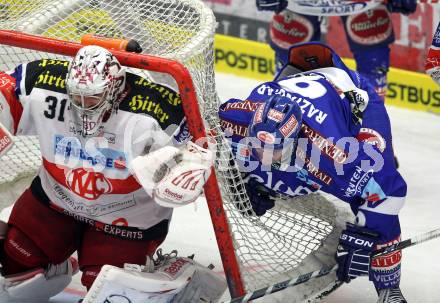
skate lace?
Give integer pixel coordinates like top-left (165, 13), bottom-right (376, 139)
top-left (153, 248), bottom-right (178, 269)
top-left (378, 288), bottom-right (407, 303)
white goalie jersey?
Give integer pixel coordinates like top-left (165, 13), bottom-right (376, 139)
top-left (0, 59), bottom-right (192, 233)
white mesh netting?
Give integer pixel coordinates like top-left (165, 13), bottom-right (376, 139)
top-left (0, 0), bottom-right (352, 300)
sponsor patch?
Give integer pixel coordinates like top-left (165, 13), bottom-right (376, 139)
top-left (66, 168), bottom-right (113, 200)
top-left (268, 108), bottom-right (285, 122)
top-left (220, 99), bottom-right (261, 112)
top-left (301, 124), bottom-right (347, 164)
top-left (253, 103), bottom-right (264, 124)
top-left (161, 258), bottom-right (190, 278)
top-left (257, 131), bottom-right (276, 144)
top-left (296, 147), bottom-right (333, 185)
top-left (357, 128), bottom-right (386, 152)
top-left (54, 134), bottom-right (127, 170)
top-left (279, 115), bottom-right (298, 138)
top-left (219, 119), bottom-right (248, 137)
top-left (344, 165), bottom-right (373, 198)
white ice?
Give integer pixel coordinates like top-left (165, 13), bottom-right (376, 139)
top-left (50, 72), bottom-right (440, 303)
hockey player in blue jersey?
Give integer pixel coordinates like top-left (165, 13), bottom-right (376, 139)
top-left (218, 42), bottom-right (407, 303)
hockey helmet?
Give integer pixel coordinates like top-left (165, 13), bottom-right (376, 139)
top-left (66, 45), bottom-right (126, 138)
top-left (248, 94), bottom-right (302, 167)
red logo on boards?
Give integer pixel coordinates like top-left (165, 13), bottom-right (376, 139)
top-left (270, 11), bottom-right (313, 48)
top-left (346, 7), bottom-right (392, 45)
top-left (66, 168), bottom-right (112, 200)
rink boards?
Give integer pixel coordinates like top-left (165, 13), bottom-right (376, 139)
top-left (213, 34), bottom-right (440, 115)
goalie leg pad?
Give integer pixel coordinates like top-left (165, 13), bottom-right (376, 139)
top-left (83, 256), bottom-right (227, 303)
top-left (0, 257), bottom-right (78, 302)
top-left (173, 261), bottom-right (227, 303)
top-left (83, 257), bottom-right (196, 303)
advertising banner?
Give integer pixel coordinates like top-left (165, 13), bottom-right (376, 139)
top-left (328, 5), bottom-right (440, 72)
top-left (214, 34), bottom-right (440, 115)
top-left (203, 0), bottom-right (440, 73)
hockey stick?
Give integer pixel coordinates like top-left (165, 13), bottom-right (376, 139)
top-left (287, 0), bottom-right (439, 17)
top-left (226, 227), bottom-right (440, 303)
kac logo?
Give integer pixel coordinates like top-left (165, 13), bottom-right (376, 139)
top-left (66, 168), bottom-right (112, 200)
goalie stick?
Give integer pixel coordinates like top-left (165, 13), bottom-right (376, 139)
top-left (226, 227), bottom-right (440, 303)
top-left (287, 0), bottom-right (439, 17)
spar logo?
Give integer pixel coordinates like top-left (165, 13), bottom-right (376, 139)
top-left (66, 168), bottom-right (112, 200)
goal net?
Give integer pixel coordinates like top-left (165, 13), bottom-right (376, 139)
top-left (0, 0), bottom-right (353, 300)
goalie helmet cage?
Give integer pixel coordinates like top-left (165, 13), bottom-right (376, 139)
top-left (0, 0), bottom-right (352, 301)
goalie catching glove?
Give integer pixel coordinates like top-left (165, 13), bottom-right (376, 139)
top-left (131, 141), bottom-right (214, 207)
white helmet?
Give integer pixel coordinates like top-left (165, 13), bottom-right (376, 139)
top-left (66, 45), bottom-right (126, 138)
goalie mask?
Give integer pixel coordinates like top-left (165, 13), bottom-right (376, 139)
top-left (66, 45), bottom-right (126, 138)
top-left (248, 94), bottom-right (302, 169)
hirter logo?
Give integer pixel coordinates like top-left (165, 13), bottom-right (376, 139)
top-left (346, 6), bottom-right (392, 45)
top-left (66, 168), bottom-right (112, 200)
top-left (257, 131), bottom-right (276, 144)
top-left (270, 11), bottom-right (313, 48)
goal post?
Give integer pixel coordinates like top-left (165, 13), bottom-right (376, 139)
top-left (0, 0), bottom-right (353, 301)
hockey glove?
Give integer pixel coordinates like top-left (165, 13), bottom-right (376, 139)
top-left (244, 178), bottom-right (276, 216)
top-left (336, 223), bottom-right (379, 283)
top-left (386, 0), bottom-right (417, 15)
top-left (256, 0), bottom-right (288, 13)
top-left (131, 142), bottom-right (213, 208)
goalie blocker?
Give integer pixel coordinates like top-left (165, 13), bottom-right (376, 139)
top-left (131, 141), bottom-right (214, 208)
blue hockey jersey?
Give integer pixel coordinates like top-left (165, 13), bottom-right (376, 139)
top-left (218, 66), bottom-right (406, 243)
